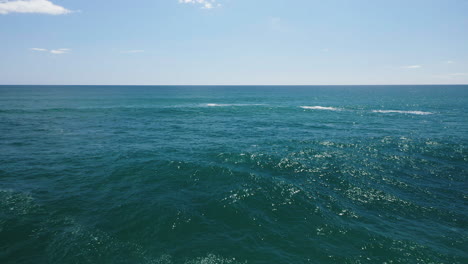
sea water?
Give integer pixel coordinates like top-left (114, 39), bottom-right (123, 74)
top-left (0, 85), bottom-right (467, 263)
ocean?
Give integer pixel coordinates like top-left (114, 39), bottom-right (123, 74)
top-left (0, 85), bottom-right (467, 264)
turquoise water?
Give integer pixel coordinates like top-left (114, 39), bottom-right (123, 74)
top-left (0, 85), bottom-right (467, 264)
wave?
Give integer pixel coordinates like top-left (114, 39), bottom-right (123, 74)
top-left (300, 106), bottom-right (341, 111)
top-left (372, 110), bottom-right (433, 115)
top-left (203, 103), bottom-right (264, 107)
top-left (205, 103), bottom-right (230, 107)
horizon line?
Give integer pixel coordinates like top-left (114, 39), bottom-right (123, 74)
top-left (1, 84), bottom-right (468, 86)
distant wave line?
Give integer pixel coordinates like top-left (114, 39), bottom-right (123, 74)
top-left (300, 106), bottom-right (342, 111)
top-left (203, 103), bottom-right (265, 107)
top-left (0, 105), bottom-right (434, 115)
top-left (372, 110), bottom-right (433, 115)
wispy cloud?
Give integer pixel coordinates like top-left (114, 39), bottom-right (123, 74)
top-left (178, 0), bottom-right (219, 9)
top-left (121, 50), bottom-right (145, 54)
top-left (444, 60), bottom-right (455, 64)
top-left (50, 48), bottom-right (70, 54)
top-left (0, 0), bottom-right (71, 15)
top-left (401, 65), bottom-right (422, 69)
top-left (268, 17), bottom-right (283, 31)
top-left (30, 48), bottom-right (47, 52)
top-left (30, 48), bottom-right (71, 54)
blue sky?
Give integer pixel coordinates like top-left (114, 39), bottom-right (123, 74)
top-left (0, 0), bottom-right (467, 85)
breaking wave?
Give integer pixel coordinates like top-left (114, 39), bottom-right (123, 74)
top-left (372, 110), bottom-right (433, 115)
top-left (300, 106), bottom-right (342, 111)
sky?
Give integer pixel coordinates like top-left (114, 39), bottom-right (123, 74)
top-left (0, 0), bottom-right (467, 85)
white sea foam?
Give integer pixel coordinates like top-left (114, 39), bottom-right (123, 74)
top-left (205, 103), bottom-right (227, 107)
top-left (185, 254), bottom-right (243, 264)
top-left (300, 106), bottom-right (341, 111)
top-left (372, 110), bottom-right (433, 115)
top-left (151, 253), bottom-right (243, 264)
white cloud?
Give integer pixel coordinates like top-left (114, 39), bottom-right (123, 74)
top-left (30, 48), bottom-right (71, 54)
top-left (401, 65), bottom-right (422, 69)
top-left (0, 0), bottom-right (71, 15)
top-left (50, 48), bottom-right (70, 54)
top-left (444, 60), bottom-right (455, 64)
top-left (30, 48), bottom-right (47, 51)
top-left (178, 0), bottom-right (219, 9)
top-left (122, 50), bottom-right (145, 54)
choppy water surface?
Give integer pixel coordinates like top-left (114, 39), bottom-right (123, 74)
top-left (1, 86), bottom-right (467, 263)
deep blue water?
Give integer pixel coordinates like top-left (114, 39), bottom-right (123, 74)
top-left (0, 85), bottom-right (467, 264)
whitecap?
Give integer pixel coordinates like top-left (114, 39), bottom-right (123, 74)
top-left (372, 110), bottom-right (433, 115)
top-left (184, 254), bottom-right (244, 264)
top-left (205, 103), bottom-right (228, 107)
top-left (300, 106), bottom-right (341, 111)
